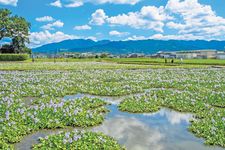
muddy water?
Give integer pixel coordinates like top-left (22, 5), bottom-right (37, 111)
top-left (15, 94), bottom-right (224, 150)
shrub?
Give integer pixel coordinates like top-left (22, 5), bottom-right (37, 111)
top-left (0, 54), bottom-right (29, 61)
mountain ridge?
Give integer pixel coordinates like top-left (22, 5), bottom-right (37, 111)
top-left (32, 39), bottom-right (225, 54)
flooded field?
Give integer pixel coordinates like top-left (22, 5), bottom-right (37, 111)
top-left (15, 94), bottom-right (224, 150)
top-left (1, 67), bottom-right (225, 149)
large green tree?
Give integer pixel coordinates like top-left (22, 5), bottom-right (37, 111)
top-left (0, 9), bottom-right (31, 53)
top-left (0, 9), bottom-right (11, 40)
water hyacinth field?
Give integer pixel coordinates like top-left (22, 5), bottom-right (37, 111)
top-left (0, 62), bottom-right (225, 150)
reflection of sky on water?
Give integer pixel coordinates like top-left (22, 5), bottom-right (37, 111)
top-left (15, 94), bottom-right (224, 150)
top-left (15, 128), bottom-right (76, 150)
top-left (94, 116), bottom-right (165, 150)
top-left (159, 108), bottom-right (193, 125)
top-left (94, 105), bottom-right (223, 150)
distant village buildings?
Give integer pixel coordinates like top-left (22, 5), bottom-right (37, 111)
top-left (32, 49), bottom-right (225, 59)
top-left (155, 50), bottom-right (225, 59)
top-left (216, 51), bottom-right (225, 59)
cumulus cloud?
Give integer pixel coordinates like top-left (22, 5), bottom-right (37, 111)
top-left (0, 0), bottom-right (18, 6)
top-left (50, 0), bottom-right (62, 8)
top-left (29, 31), bottom-right (77, 48)
top-left (165, 0), bottom-right (225, 39)
top-left (126, 35), bottom-right (148, 41)
top-left (89, 0), bottom-right (141, 5)
top-left (85, 36), bottom-right (97, 41)
top-left (65, 1), bottom-right (83, 8)
top-left (88, 0), bottom-right (225, 40)
top-left (74, 25), bottom-right (92, 30)
top-left (36, 16), bottom-right (55, 22)
top-left (126, 33), bottom-right (209, 41)
top-left (41, 20), bottom-right (64, 30)
top-left (90, 6), bottom-right (172, 32)
top-left (109, 30), bottom-right (129, 37)
top-left (140, 6), bottom-right (173, 21)
top-left (50, 0), bottom-right (141, 8)
top-left (66, 0), bottom-right (140, 7)
top-left (89, 9), bottom-right (108, 25)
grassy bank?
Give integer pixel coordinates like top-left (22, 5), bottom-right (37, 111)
top-left (24, 57), bottom-right (225, 65)
top-left (102, 58), bottom-right (225, 66)
top-left (0, 57), bottom-right (224, 71)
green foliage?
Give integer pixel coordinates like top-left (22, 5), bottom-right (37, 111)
top-left (104, 58), bottom-right (225, 66)
top-left (0, 8), bottom-right (30, 53)
top-left (33, 131), bottom-right (125, 150)
top-left (1, 95), bottom-right (108, 144)
top-left (0, 137), bottom-right (14, 150)
top-left (0, 54), bottom-right (29, 61)
top-left (119, 92), bottom-right (161, 113)
top-left (119, 89), bottom-right (225, 147)
top-left (0, 9), bottom-right (11, 40)
top-left (0, 66), bottom-right (224, 148)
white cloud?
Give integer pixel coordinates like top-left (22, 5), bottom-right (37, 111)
top-left (65, 1), bottom-right (83, 8)
top-left (85, 36), bottom-right (97, 41)
top-left (74, 25), bottom-right (92, 30)
top-left (50, 0), bottom-right (225, 41)
top-left (51, 0), bottom-right (140, 8)
top-left (50, 0), bottom-right (62, 8)
top-left (126, 33), bottom-right (208, 41)
top-left (149, 33), bottom-right (206, 40)
top-left (107, 12), bottom-right (147, 29)
top-left (90, 0), bottom-right (141, 5)
top-left (166, 22), bottom-right (185, 30)
top-left (41, 20), bottom-right (64, 30)
top-left (0, 0), bottom-right (18, 6)
top-left (140, 6), bottom-right (173, 21)
top-left (109, 30), bottom-right (129, 37)
top-left (165, 0), bottom-right (225, 39)
top-left (90, 9), bottom-right (108, 25)
top-left (126, 35), bottom-right (148, 41)
top-left (36, 16), bottom-right (55, 22)
top-left (105, 0), bottom-right (225, 40)
top-left (29, 31), bottom-right (77, 48)
top-left (67, 0), bottom-right (140, 7)
top-left (106, 9), bottom-right (169, 32)
top-left (90, 6), bottom-right (172, 32)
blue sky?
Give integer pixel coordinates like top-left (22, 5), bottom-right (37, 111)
top-left (1, 0), bottom-right (225, 48)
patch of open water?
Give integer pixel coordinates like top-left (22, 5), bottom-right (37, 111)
top-left (15, 94), bottom-right (224, 150)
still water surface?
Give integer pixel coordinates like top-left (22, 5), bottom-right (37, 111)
top-left (15, 94), bottom-right (224, 150)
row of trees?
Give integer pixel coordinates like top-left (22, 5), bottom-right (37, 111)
top-left (0, 9), bottom-right (31, 53)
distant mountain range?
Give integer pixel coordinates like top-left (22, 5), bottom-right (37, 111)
top-left (32, 39), bottom-right (225, 54)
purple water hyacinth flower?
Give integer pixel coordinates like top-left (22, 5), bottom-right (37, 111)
top-left (20, 108), bottom-right (25, 114)
top-left (65, 132), bottom-right (70, 139)
top-left (68, 138), bottom-right (73, 143)
top-left (34, 118), bottom-right (39, 123)
top-left (73, 135), bottom-right (81, 141)
top-left (63, 138), bottom-right (67, 144)
top-left (5, 111), bottom-right (10, 120)
top-left (222, 117), bottom-right (225, 121)
top-left (74, 109), bottom-right (79, 115)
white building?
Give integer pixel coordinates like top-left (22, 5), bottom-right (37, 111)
top-left (217, 51), bottom-right (225, 59)
top-left (156, 50), bottom-right (225, 59)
